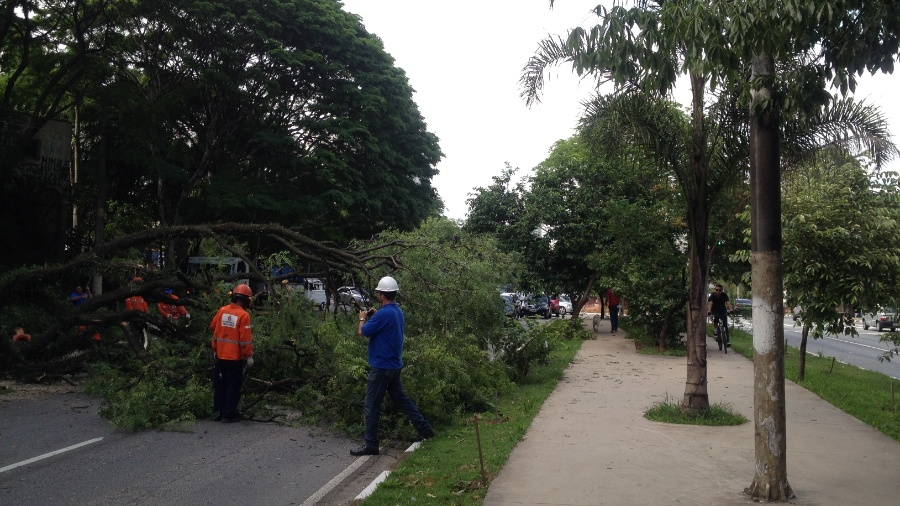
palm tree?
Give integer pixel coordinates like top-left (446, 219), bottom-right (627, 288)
top-left (522, 34), bottom-right (897, 411)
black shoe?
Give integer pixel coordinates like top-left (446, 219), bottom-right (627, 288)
top-left (211, 412), bottom-right (223, 422)
top-left (221, 414), bottom-right (242, 423)
top-left (412, 427), bottom-right (435, 442)
top-left (350, 445), bottom-right (379, 456)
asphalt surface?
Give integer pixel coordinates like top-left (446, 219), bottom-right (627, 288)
top-left (0, 392), bottom-right (391, 505)
top-left (484, 314), bottom-right (900, 505)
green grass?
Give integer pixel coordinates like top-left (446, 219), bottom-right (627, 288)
top-left (645, 395), bottom-right (748, 425)
top-left (360, 336), bottom-right (583, 505)
top-left (361, 322), bottom-right (899, 504)
top-left (727, 326), bottom-right (900, 442)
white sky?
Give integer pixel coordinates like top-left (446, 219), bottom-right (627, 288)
top-left (340, 0), bottom-right (900, 221)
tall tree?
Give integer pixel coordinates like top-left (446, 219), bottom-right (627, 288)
top-left (780, 152), bottom-right (900, 377)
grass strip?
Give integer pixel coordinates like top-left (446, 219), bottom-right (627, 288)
top-left (359, 336), bottom-right (583, 505)
top-left (728, 326), bottom-right (900, 442)
top-left (645, 396), bottom-right (748, 425)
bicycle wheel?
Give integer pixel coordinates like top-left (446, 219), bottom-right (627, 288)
top-left (721, 324), bottom-right (728, 354)
top-left (716, 322), bottom-right (723, 351)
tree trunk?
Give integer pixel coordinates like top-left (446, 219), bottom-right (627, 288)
top-left (745, 53), bottom-right (795, 502)
top-left (798, 325), bottom-right (809, 380)
top-left (683, 70), bottom-right (711, 412)
top-left (92, 97), bottom-right (109, 296)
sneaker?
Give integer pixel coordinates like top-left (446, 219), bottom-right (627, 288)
top-left (211, 412), bottom-right (223, 422)
top-left (350, 445), bottom-right (379, 456)
top-left (221, 413), bottom-right (242, 423)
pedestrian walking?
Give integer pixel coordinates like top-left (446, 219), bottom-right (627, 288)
top-left (351, 276), bottom-right (434, 456)
top-left (606, 288), bottom-right (621, 334)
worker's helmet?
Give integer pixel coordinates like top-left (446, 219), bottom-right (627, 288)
top-left (375, 276), bottom-right (399, 293)
top-left (232, 284), bottom-right (253, 305)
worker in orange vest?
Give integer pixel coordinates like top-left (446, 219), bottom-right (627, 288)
top-left (210, 284), bottom-right (254, 423)
top-left (125, 277), bottom-right (152, 348)
top-left (125, 277), bottom-right (150, 313)
top-left (158, 288), bottom-right (190, 324)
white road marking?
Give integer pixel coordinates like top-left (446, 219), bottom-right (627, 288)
top-left (0, 437), bottom-right (104, 474)
top-left (300, 454), bottom-right (372, 506)
top-left (783, 323), bottom-right (893, 352)
top-left (355, 470), bottom-right (390, 500)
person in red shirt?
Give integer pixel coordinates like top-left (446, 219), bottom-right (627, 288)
top-left (210, 284), bottom-right (254, 423)
top-left (606, 288), bottom-right (621, 334)
top-left (12, 327), bottom-right (32, 343)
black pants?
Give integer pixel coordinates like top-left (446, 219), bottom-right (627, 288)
top-left (213, 359), bottom-right (243, 417)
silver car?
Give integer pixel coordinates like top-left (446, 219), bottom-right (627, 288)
top-left (861, 309), bottom-right (897, 332)
top-left (337, 286), bottom-right (369, 308)
top-left (558, 294), bottom-right (573, 316)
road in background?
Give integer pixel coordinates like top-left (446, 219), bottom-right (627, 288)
top-left (781, 316), bottom-right (899, 379)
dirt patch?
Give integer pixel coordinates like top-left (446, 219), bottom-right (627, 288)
top-left (0, 379), bottom-right (80, 401)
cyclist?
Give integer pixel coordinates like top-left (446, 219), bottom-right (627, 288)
top-left (707, 283), bottom-right (734, 348)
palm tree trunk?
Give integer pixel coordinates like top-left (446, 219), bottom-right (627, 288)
top-left (683, 70), bottom-right (711, 412)
top-left (745, 53), bottom-right (794, 502)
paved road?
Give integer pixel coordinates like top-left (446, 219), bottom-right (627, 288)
top-left (781, 316), bottom-right (900, 378)
top-left (0, 393), bottom-right (397, 505)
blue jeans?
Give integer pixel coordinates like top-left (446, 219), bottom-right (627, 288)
top-left (364, 367), bottom-right (431, 449)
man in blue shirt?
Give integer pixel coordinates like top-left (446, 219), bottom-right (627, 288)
top-left (351, 276), bottom-right (434, 456)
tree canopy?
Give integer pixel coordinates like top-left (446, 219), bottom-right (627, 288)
top-left (1, 0), bottom-right (444, 270)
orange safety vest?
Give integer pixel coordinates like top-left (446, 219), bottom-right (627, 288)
top-left (209, 303), bottom-right (253, 361)
top-left (125, 295), bottom-right (149, 313)
top-left (158, 295), bottom-right (189, 320)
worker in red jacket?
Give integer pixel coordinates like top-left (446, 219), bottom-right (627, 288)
top-left (210, 284), bottom-right (254, 423)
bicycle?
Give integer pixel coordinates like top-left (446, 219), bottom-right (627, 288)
top-left (710, 312), bottom-right (730, 353)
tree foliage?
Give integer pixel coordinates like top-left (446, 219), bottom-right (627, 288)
top-left (1, 0), bottom-right (444, 271)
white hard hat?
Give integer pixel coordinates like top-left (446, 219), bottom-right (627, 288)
top-left (375, 276), bottom-right (399, 292)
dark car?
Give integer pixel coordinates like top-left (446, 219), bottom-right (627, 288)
top-left (337, 286), bottom-right (369, 308)
top-left (520, 295), bottom-right (552, 319)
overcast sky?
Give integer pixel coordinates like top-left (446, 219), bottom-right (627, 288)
top-left (340, 1), bottom-right (900, 221)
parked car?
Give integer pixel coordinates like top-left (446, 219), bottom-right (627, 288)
top-left (861, 309), bottom-right (897, 332)
top-left (733, 298), bottom-right (751, 317)
top-left (520, 295), bottom-right (552, 319)
top-left (337, 286), bottom-right (369, 308)
top-left (501, 293), bottom-right (518, 318)
top-left (558, 294), bottom-right (573, 316)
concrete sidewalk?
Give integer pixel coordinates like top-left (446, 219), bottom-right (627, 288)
top-left (484, 315), bottom-right (900, 505)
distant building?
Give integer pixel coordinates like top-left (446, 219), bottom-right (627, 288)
top-left (1, 117), bottom-right (72, 268)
